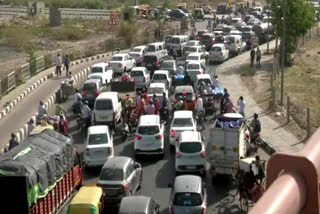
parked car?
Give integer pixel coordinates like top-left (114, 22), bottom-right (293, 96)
top-left (134, 115), bottom-right (165, 158)
top-left (168, 175), bottom-right (207, 214)
top-left (151, 70), bottom-right (172, 90)
top-left (168, 9), bottom-right (188, 20)
top-left (110, 53), bottom-right (136, 74)
top-left (84, 125), bottom-right (114, 167)
top-left (119, 196), bottom-right (160, 214)
top-left (81, 79), bottom-right (105, 106)
top-left (129, 45), bottom-right (147, 65)
top-left (161, 60), bottom-right (177, 77)
top-left (170, 111), bottom-right (197, 147)
top-left (208, 44), bottom-right (229, 64)
top-left (97, 156), bottom-right (142, 206)
top-left (88, 62), bottom-right (113, 85)
top-left (186, 53), bottom-right (206, 67)
top-left (185, 61), bottom-right (205, 83)
top-left (130, 67), bottom-right (150, 90)
top-left (175, 131), bottom-right (206, 176)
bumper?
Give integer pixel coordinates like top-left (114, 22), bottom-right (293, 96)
top-left (113, 68), bottom-right (125, 73)
top-left (104, 194), bottom-right (125, 205)
top-left (176, 164), bottom-right (205, 173)
top-left (209, 55), bottom-right (224, 62)
top-left (135, 148), bottom-right (164, 155)
top-left (84, 158), bottom-right (109, 167)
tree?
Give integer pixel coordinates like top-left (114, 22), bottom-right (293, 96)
top-left (270, 0), bottom-right (316, 65)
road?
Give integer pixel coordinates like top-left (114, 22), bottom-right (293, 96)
top-left (57, 21), bottom-right (270, 213)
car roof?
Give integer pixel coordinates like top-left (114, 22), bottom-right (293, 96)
top-left (180, 131), bottom-right (201, 142)
top-left (148, 42), bottom-right (164, 46)
top-left (139, 115), bottom-right (160, 126)
top-left (149, 82), bottom-right (166, 88)
top-left (187, 40), bottom-right (199, 43)
top-left (132, 67), bottom-right (147, 71)
top-left (175, 85), bottom-right (194, 93)
top-left (187, 52), bottom-right (202, 57)
top-left (119, 196), bottom-right (151, 213)
top-left (154, 70), bottom-right (169, 75)
top-left (103, 156), bottom-right (131, 169)
top-left (84, 79), bottom-right (100, 84)
top-left (132, 45), bottom-right (147, 49)
top-left (162, 59), bottom-right (176, 63)
top-left (97, 92), bottom-right (118, 99)
top-left (187, 60), bottom-right (201, 65)
top-left (173, 110), bottom-right (193, 118)
top-left (92, 62), bottom-right (108, 67)
top-left (88, 125), bottom-right (109, 135)
top-left (174, 175), bottom-right (202, 193)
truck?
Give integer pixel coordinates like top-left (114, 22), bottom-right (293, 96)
top-left (0, 129), bottom-right (83, 214)
top-left (209, 113), bottom-right (250, 183)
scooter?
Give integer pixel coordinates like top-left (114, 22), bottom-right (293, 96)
top-left (121, 123), bottom-right (130, 141)
top-left (160, 106), bottom-right (169, 123)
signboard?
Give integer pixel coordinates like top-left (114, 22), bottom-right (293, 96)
top-left (108, 13), bottom-right (119, 26)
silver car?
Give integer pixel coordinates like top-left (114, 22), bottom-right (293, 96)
top-left (168, 175), bottom-right (207, 214)
top-left (97, 156), bottom-right (142, 206)
top-left (119, 196), bottom-right (160, 214)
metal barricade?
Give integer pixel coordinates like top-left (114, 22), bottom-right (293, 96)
top-left (7, 71), bottom-right (16, 92)
top-left (20, 63), bottom-right (30, 80)
top-left (35, 56), bottom-right (45, 73)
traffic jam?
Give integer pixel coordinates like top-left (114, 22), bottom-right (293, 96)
top-left (0, 5), bottom-right (273, 214)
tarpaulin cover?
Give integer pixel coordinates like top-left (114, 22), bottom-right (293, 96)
top-left (215, 118), bottom-right (244, 128)
top-left (0, 129), bottom-right (73, 206)
top-left (214, 87), bottom-right (224, 95)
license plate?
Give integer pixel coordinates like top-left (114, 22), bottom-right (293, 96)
top-left (147, 63), bottom-right (152, 66)
top-left (186, 165), bottom-right (196, 170)
top-left (101, 115), bottom-right (108, 119)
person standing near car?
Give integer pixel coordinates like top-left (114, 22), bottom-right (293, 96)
top-left (82, 101), bottom-right (91, 130)
top-left (64, 54), bottom-right (70, 75)
top-left (256, 47), bottom-right (261, 68)
top-left (237, 96), bottom-right (246, 117)
top-left (250, 48), bottom-right (255, 67)
top-left (55, 53), bottom-right (62, 76)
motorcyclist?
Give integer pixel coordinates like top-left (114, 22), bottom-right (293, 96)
top-left (146, 101), bottom-right (156, 115)
top-left (161, 92), bottom-right (168, 108)
top-left (81, 100), bottom-right (91, 130)
top-left (176, 64), bottom-right (185, 75)
top-left (174, 100), bottom-right (185, 111)
top-left (72, 88), bottom-right (83, 114)
top-left (124, 94), bottom-right (135, 112)
top-left (37, 101), bottom-right (47, 123)
top-left (249, 113), bottom-right (261, 142)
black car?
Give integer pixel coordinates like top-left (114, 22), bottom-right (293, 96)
top-left (168, 9), bottom-right (187, 20)
top-left (142, 54), bottom-right (164, 76)
top-left (81, 79), bottom-right (105, 106)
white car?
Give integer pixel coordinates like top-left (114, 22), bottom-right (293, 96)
top-left (151, 70), bottom-right (172, 90)
top-left (84, 125), bottom-right (114, 167)
top-left (209, 44), bottom-right (229, 63)
top-left (185, 61), bottom-right (205, 83)
top-left (88, 62), bottom-right (113, 85)
top-left (169, 111), bottom-right (197, 147)
top-left (130, 67), bottom-right (150, 89)
top-left (134, 115), bottom-right (165, 157)
top-left (183, 46), bottom-right (209, 58)
top-left (129, 45), bottom-right (147, 65)
top-left (186, 53), bottom-right (206, 67)
top-left (147, 82), bottom-right (169, 102)
top-left (109, 53), bottom-right (136, 74)
top-left (175, 131), bottom-right (206, 176)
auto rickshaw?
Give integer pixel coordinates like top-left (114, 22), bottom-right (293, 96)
top-left (67, 185), bottom-right (104, 214)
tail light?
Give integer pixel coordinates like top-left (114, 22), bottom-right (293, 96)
top-left (85, 148), bottom-right (90, 155)
top-left (201, 152), bottom-right (206, 158)
top-left (108, 147), bottom-right (113, 154)
top-left (202, 207), bottom-right (206, 214)
top-left (139, 54), bottom-right (142, 57)
top-left (155, 135), bottom-right (163, 140)
top-left (96, 90), bottom-right (100, 95)
top-left (82, 91), bottom-right (86, 96)
top-left (250, 38), bottom-right (254, 43)
top-left (136, 135), bottom-right (142, 140)
top-left (177, 153), bottom-right (182, 158)
top-left (142, 61), bottom-right (146, 65)
top-left (156, 61), bottom-right (160, 66)
top-left (212, 40), bottom-right (216, 44)
top-left (123, 183), bottom-right (129, 192)
top-left (171, 130), bottom-right (176, 138)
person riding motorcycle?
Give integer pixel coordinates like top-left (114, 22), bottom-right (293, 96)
top-left (124, 94), bottom-right (135, 112)
top-left (81, 100), bottom-right (91, 131)
top-left (249, 113), bottom-right (261, 143)
top-left (72, 89), bottom-right (83, 114)
top-left (146, 101), bottom-right (156, 115)
top-left (174, 100), bottom-right (186, 111)
top-left (37, 101), bottom-right (47, 124)
top-left (177, 64), bottom-right (185, 75)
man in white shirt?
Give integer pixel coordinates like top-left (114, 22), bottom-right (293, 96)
top-left (196, 95), bottom-right (204, 112)
top-left (237, 96), bottom-right (246, 117)
top-left (37, 101), bottom-right (47, 123)
top-left (82, 101), bottom-right (91, 129)
top-left (55, 53), bottom-right (62, 76)
top-left (213, 75), bottom-right (219, 88)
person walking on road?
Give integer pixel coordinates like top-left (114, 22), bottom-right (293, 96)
top-left (237, 96), bottom-right (246, 117)
top-left (28, 118), bottom-right (36, 135)
top-left (250, 48), bottom-right (255, 67)
top-left (64, 54), bottom-right (70, 75)
top-left (55, 53), bottom-right (62, 76)
top-left (256, 47), bottom-right (261, 68)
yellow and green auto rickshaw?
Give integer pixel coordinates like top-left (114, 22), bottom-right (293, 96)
top-left (68, 185), bottom-right (104, 214)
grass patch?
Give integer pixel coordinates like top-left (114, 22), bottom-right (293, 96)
top-left (240, 67), bottom-right (256, 76)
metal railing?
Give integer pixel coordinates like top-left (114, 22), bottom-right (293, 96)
top-left (250, 128), bottom-right (320, 214)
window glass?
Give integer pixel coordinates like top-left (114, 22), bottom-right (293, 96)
top-left (111, 56), bottom-right (123, 61)
top-left (95, 100), bottom-right (113, 110)
top-left (89, 134), bottom-right (109, 145)
top-left (100, 168), bottom-right (123, 181)
top-left (131, 70), bottom-right (144, 76)
top-left (172, 118), bottom-right (193, 127)
top-left (179, 142), bottom-right (202, 153)
top-left (173, 193), bottom-right (202, 206)
top-left (187, 64), bottom-right (200, 69)
top-left (83, 83), bottom-right (97, 91)
top-left (137, 126), bottom-right (160, 135)
top-left (211, 47), bottom-right (222, 52)
top-left (130, 48), bottom-right (141, 52)
top-left (92, 67), bottom-right (103, 73)
top-left (148, 87), bottom-right (164, 94)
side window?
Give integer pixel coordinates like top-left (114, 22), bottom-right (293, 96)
top-left (105, 66), bottom-right (109, 71)
top-left (126, 161), bottom-right (134, 178)
top-left (159, 45), bottom-right (162, 50)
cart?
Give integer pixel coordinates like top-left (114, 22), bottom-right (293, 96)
top-left (61, 80), bottom-right (75, 101)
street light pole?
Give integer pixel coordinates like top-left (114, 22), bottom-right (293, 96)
top-left (280, 0), bottom-right (286, 106)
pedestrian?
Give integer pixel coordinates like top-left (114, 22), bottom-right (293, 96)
top-left (64, 54), bottom-right (70, 75)
top-left (55, 53), bottom-right (62, 76)
top-left (58, 115), bottom-right (68, 134)
top-left (6, 133), bottom-right (19, 152)
top-left (237, 96), bottom-right (246, 117)
top-left (226, 97), bottom-right (235, 113)
top-left (213, 75), bottom-right (219, 88)
top-left (256, 47), bottom-right (261, 68)
top-left (221, 88), bottom-right (230, 114)
top-left (250, 48), bottom-right (255, 67)
top-left (28, 118), bottom-right (36, 135)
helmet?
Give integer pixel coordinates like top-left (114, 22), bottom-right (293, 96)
top-left (253, 113), bottom-right (258, 119)
top-left (84, 100), bottom-right (89, 105)
top-left (40, 101), bottom-right (44, 105)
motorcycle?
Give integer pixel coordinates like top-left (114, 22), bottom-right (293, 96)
top-left (160, 106), bottom-right (169, 123)
top-left (121, 123), bottom-right (130, 141)
top-left (244, 120), bottom-right (262, 153)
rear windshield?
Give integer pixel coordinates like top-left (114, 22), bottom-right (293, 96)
top-left (111, 82), bottom-right (135, 93)
top-left (215, 36), bottom-right (224, 43)
top-left (188, 47), bottom-right (198, 52)
top-left (83, 83), bottom-right (96, 91)
top-left (95, 100), bottom-right (113, 110)
top-left (89, 134), bottom-right (109, 145)
top-left (153, 74), bottom-right (167, 80)
top-left (202, 35), bottom-right (212, 40)
top-left (187, 41), bottom-right (197, 46)
top-left (179, 142), bottom-right (202, 153)
top-left (148, 87), bottom-right (164, 94)
top-left (172, 38), bottom-right (181, 44)
top-left (242, 33), bottom-right (251, 39)
top-left (187, 56), bottom-right (199, 61)
top-left (173, 118), bottom-right (193, 127)
top-left (131, 70), bottom-right (144, 76)
top-left (91, 67), bottom-right (103, 73)
top-left (211, 47), bottom-right (222, 52)
top-left (130, 48), bottom-right (141, 53)
top-left (111, 56), bottom-right (123, 61)
top-left (89, 75), bottom-right (102, 82)
top-left (226, 37), bottom-right (235, 43)
top-left (137, 126), bottom-right (160, 135)
top-left (161, 61), bottom-right (174, 68)
top-left (232, 19), bottom-right (240, 24)
top-left (143, 55), bottom-right (157, 63)
top-left (242, 27), bottom-right (251, 32)
top-left (173, 193), bottom-right (202, 206)
top-left (175, 93), bottom-right (194, 102)
top-left (100, 168), bottom-right (123, 181)
top-left (187, 64), bottom-right (200, 69)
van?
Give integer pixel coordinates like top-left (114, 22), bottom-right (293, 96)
top-left (170, 35), bottom-right (189, 56)
top-left (94, 92), bottom-right (122, 129)
top-left (145, 42), bottom-right (167, 59)
top-left (225, 35), bottom-right (245, 56)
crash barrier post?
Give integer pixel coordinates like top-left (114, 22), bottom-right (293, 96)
top-left (307, 108), bottom-right (311, 138)
top-left (7, 71), bottom-right (16, 92)
top-left (287, 96), bottom-right (290, 123)
top-left (249, 128), bottom-right (320, 214)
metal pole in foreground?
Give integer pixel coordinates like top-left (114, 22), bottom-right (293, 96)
top-left (266, 6), bottom-right (270, 53)
top-left (280, 0), bottom-right (286, 106)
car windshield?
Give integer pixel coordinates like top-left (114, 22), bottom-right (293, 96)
top-left (173, 118), bottom-right (193, 127)
top-left (161, 62), bottom-right (174, 68)
top-left (186, 41), bottom-right (196, 46)
top-left (100, 168), bottom-right (123, 181)
top-left (175, 93), bottom-right (194, 102)
top-left (173, 192), bottom-right (202, 206)
top-left (89, 134), bottom-right (109, 145)
top-left (187, 64), bottom-right (200, 69)
top-left (131, 70), bottom-right (144, 76)
top-left (143, 55), bottom-right (157, 63)
top-left (153, 74), bottom-right (166, 80)
top-left (138, 126), bottom-right (160, 135)
top-left (172, 38), bottom-right (181, 44)
top-left (202, 35), bottom-right (212, 40)
top-left (211, 47), bottom-right (222, 52)
top-left (226, 37), bottom-right (235, 43)
top-left (111, 56), bottom-right (123, 61)
top-left (83, 83), bottom-right (96, 91)
top-left (130, 48), bottom-right (141, 53)
top-left (242, 33), bottom-right (251, 39)
top-left (91, 67), bottom-right (103, 73)
top-left (148, 87), bottom-right (164, 94)
top-left (95, 100), bottom-right (113, 110)
top-left (242, 27), bottom-right (251, 31)
top-left (215, 37), bottom-right (224, 43)
top-left (179, 142), bottom-right (202, 153)
top-left (187, 56), bottom-right (199, 61)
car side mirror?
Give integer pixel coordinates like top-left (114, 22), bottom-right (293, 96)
top-left (168, 182), bottom-right (173, 188)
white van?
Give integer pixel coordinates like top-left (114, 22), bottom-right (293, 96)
top-left (170, 35), bottom-right (189, 56)
top-left (145, 42), bottom-right (168, 59)
top-left (94, 92), bottom-right (122, 129)
top-left (225, 35), bottom-right (245, 56)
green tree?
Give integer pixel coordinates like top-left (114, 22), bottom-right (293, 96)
top-left (270, 0), bottom-right (316, 65)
